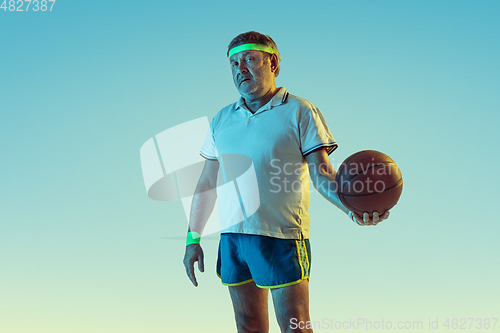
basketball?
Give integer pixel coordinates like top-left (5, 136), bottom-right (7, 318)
top-left (335, 150), bottom-right (403, 217)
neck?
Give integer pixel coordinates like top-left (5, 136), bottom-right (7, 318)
top-left (243, 86), bottom-right (279, 113)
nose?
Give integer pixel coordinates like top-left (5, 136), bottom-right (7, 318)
top-left (234, 63), bottom-right (248, 83)
top-left (236, 61), bottom-right (248, 74)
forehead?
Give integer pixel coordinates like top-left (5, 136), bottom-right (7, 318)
top-left (229, 50), bottom-right (265, 62)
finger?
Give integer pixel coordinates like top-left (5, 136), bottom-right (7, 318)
top-left (373, 211), bottom-right (380, 223)
top-left (190, 268), bottom-right (198, 287)
top-left (354, 213), bottom-right (363, 225)
top-left (185, 261), bottom-right (198, 287)
top-left (363, 212), bottom-right (370, 224)
top-left (381, 210), bottom-right (390, 220)
top-left (198, 252), bottom-right (205, 273)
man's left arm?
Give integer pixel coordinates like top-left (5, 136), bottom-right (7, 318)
top-left (305, 147), bottom-right (390, 226)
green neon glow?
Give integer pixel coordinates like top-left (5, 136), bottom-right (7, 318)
top-left (186, 231), bottom-right (201, 246)
top-left (228, 43), bottom-right (275, 58)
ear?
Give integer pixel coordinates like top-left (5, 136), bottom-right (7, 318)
top-left (269, 53), bottom-right (279, 72)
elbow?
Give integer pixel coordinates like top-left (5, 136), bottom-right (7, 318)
top-left (310, 176), bottom-right (324, 194)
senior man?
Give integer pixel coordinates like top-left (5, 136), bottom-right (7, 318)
top-left (183, 31), bottom-right (390, 333)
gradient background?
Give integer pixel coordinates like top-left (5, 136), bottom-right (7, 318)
top-left (1, 1), bottom-right (499, 332)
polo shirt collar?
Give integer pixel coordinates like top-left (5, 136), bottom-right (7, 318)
top-left (235, 87), bottom-right (289, 114)
top-left (269, 87), bottom-right (288, 108)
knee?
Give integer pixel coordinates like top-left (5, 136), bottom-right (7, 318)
top-left (275, 304), bottom-right (312, 333)
top-left (235, 312), bottom-right (269, 333)
top-left (280, 315), bottom-right (313, 333)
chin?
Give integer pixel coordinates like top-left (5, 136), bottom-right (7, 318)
top-left (238, 87), bottom-right (257, 96)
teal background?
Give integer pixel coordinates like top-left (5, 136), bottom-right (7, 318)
top-left (1, 1), bottom-right (499, 332)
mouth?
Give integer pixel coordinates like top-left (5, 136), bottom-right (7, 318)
top-left (239, 77), bottom-right (251, 86)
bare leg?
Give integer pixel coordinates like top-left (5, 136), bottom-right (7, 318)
top-left (271, 279), bottom-right (312, 333)
top-left (228, 281), bottom-right (270, 333)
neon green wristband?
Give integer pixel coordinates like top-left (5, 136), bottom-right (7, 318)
top-left (186, 231), bottom-right (201, 246)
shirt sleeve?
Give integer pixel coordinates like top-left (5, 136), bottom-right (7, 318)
top-left (299, 106), bottom-right (338, 155)
top-left (200, 124), bottom-right (218, 160)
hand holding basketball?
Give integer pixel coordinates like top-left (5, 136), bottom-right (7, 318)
top-left (336, 150), bottom-right (403, 220)
top-left (349, 210), bottom-right (390, 226)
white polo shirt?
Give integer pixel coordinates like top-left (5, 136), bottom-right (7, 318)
top-left (200, 87), bottom-right (337, 239)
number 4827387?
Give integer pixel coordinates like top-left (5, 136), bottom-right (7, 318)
top-left (1, 0), bottom-right (56, 11)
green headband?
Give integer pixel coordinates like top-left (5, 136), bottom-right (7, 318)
top-left (228, 43), bottom-right (275, 58)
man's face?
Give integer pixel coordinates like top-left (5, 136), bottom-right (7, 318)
top-left (229, 50), bottom-right (276, 99)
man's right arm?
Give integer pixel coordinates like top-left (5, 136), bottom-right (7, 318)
top-left (187, 159), bottom-right (219, 234)
top-left (183, 159), bottom-right (219, 287)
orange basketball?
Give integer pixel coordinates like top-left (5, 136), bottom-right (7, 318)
top-left (336, 150), bottom-right (403, 216)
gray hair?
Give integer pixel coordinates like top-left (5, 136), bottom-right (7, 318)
top-left (227, 31), bottom-right (281, 77)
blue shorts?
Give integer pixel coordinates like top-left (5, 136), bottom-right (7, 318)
top-left (216, 233), bottom-right (311, 289)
